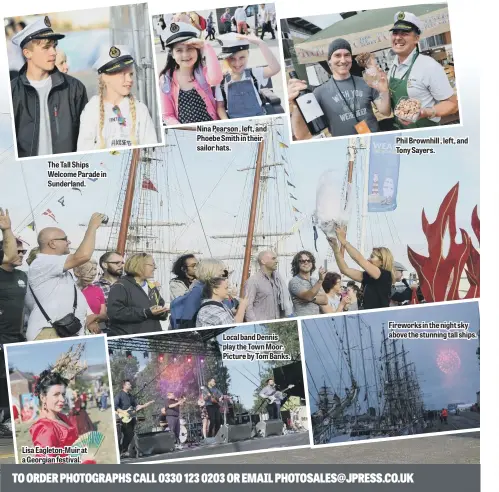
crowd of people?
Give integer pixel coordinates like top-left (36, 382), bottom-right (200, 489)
top-left (288, 11), bottom-right (458, 138)
top-left (6, 15), bottom-right (159, 158)
top-left (0, 208), bottom-right (424, 344)
top-left (157, 7), bottom-right (281, 124)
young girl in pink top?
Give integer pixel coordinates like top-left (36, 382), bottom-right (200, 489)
top-left (159, 21), bottom-right (223, 125)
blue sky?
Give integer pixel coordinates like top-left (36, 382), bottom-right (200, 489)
top-left (302, 301), bottom-right (480, 413)
top-left (6, 336), bottom-right (108, 375)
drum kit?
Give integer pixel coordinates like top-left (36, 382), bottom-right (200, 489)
top-left (290, 406), bottom-right (309, 431)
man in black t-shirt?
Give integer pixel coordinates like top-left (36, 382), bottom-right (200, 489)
top-left (166, 391), bottom-right (185, 448)
top-left (159, 407), bottom-right (168, 431)
top-left (114, 380), bottom-right (153, 457)
top-left (0, 209), bottom-right (28, 345)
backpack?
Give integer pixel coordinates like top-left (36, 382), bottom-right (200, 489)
top-left (169, 281), bottom-right (204, 329)
top-left (191, 300), bottom-right (226, 327)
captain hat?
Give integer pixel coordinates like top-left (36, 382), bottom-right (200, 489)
top-left (12, 16), bottom-right (65, 49)
top-left (216, 32), bottom-right (250, 60)
top-left (389, 11), bottom-right (424, 35)
top-left (93, 45), bottom-right (135, 74)
top-left (164, 22), bottom-right (199, 47)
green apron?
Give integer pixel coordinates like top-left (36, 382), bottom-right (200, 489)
top-left (389, 51), bottom-right (439, 129)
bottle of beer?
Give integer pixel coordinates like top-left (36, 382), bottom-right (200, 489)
top-left (289, 71), bottom-right (328, 136)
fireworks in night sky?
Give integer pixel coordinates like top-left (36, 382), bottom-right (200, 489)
top-left (436, 348), bottom-right (461, 374)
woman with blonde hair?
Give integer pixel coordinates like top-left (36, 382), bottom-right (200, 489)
top-left (329, 226), bottom-right (394, 310)
top-left (107, 253), bottom-right (169, 336)
top-left (77, 45), bottom-right (158, 151)
top-left (55, 49), bottom-right (69, 73)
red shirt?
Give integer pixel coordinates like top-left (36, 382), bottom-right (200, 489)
top-left (82, 284), bottom-right (105, 315)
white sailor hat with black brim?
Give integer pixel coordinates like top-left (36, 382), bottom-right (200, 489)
top-left (216, 33), bottom-right (250, 60)
top-left (93, 45), bottom-right (135, 74)
top-left (389, 11), bottom-right (424, 35)
top-left (12, 16), bottom-right (65, 49)
top-left (164, 22), bottom-right (199, 47)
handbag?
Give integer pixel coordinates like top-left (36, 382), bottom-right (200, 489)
top-left (29, 284), bottom-right (82, 338)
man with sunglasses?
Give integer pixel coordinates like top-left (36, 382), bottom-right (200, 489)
top-left (26, 212), bottom-right (106, 341)
top-left (91, 251), bottom-right (125, 333)
top-left (0, 208), bottom-right (28, 344)
top-left (288, 251), bottom-right (328, 316)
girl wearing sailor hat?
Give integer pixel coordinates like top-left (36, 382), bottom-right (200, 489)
top-left (159, 22), bottom-right (223, 125)
top-left (214, 32), bottom-right (281, 120)
top-left (77, 45), bottom-right (158, 151)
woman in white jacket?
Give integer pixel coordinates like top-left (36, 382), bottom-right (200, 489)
top-left (77, 45), bottom-right (158, 151)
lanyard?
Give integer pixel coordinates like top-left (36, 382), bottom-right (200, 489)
top-left (390, 51), bottom-right (419, 81)
top-left (332, 76), bottom-right (359, 123)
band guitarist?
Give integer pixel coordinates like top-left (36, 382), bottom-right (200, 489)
top-left (114, 379), bottom-right (153, 457)
top-left (202, 378), bottom-right (222, 440)
top-left (259, 378), bottom-right (291, 420)
top-left (166, 391), bottom-right (186, 449)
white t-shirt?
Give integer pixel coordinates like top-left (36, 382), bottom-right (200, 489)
top-left (328, 295), bottom-right (341, 311)
top-left (28, 77), bottom-right (53, 157)
top-left (234, 8), bottom-right (247, 22)
top-left (26, 254), bottom-right (89, 341)
top-left (215, 66), bottom-right (268, 108)
top-left (77, 95), bottom-right (159, 151)
top-left (389, 49), bottom-right (455, 123)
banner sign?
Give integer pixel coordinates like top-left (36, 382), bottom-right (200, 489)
top-left (1, 465), bottom-right (479, 491)
top-left (368, 133), bottom-right (401, 213)
top-left (295, 8), bottom-right (449, 64)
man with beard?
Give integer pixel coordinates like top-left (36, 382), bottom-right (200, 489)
top-left (288, 38), bottom-right (391, 139)
top-left (92, 251), bottom-right (125, 334)
top-left (11, 16), bottom-right (88, 157)
top-left (387, 12), bottom-right (458, 129)
top-left (0, 208), bottom-right (27, 344)
top-left (26, 213), bottom-right (105, 341)
top-left (288, 251), bottom-right (328, 316)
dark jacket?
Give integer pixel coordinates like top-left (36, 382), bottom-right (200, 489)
top-left (11, 64), bottom-right (88, 157)
top-left (107, 275), bottom-right (168, 336)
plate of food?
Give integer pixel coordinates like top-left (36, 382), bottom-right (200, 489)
top-left (394, 97), bottom-right (422, 124)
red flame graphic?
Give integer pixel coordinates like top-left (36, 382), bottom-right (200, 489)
top-left (408, 183), bottom-right (479, 302)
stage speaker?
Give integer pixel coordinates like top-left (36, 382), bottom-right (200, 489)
top-left (255, 419), bottom-right (284, 438)
top-left (273, 362), bottom-right (305, 399)
top-left (214, 423), bottom-right (252, 444)
top-left (137, 431), bottom-right (175, 455)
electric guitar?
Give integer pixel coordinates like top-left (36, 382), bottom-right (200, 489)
top-left (265, 385), bottom-right (295, 404)
top-left (116, 400), bottom-right (154, 424)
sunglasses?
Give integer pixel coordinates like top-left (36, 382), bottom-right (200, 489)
top-left (18, 249), bottom-right (27, 255)
top-left (107, 261), bottom-right (125, 265)
top-left (52, 237), bottom-right (69, 242)
top-left (299, 259), bottom-right (312, 264)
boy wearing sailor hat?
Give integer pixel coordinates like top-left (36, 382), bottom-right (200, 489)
top-left (10, 16), bottom-right (88, 158)
top-left (77, 45), bottom-right (158, 151)
top-left (388, 11), bottom-right (458, 129)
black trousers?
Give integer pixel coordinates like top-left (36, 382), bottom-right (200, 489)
top-left (261, 21), bottom-right (275, 39)
top-left (207, 405), bottom-right (222, 437)
top-left (167, 415), bottom-right (180, 442)
top-left (267, 402), bottom-right (279, 420)
top-left (120, 420), bottom-right (136, 454)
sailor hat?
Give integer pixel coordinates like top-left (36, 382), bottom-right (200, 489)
top-left (389, 11), bottom-right (423, 35)
top-left (216, 32), bottom-right (250, 60)
top-left (164, 22), bottom-right (199, 47)
top-left (12, 16), bottom-right (65, 49)
top-left (93, 45), bottom-right (135, 74)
